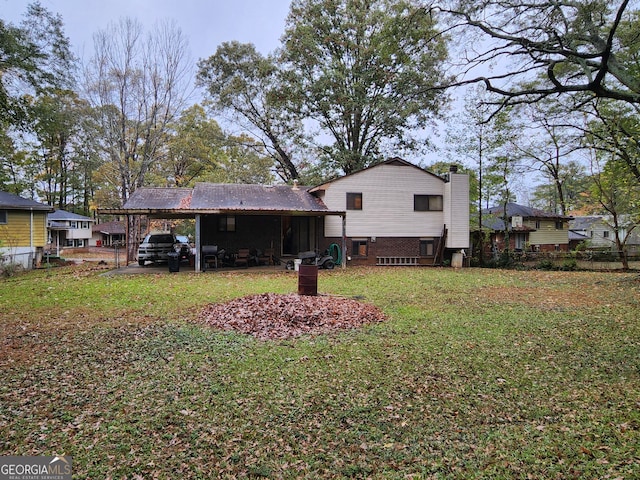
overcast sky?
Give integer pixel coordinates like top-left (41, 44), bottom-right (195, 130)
top-left (2, 0), bottom-right (292, 62)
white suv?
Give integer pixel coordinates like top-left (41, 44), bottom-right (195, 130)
top-left (137, 233), bottom-right (176, 266)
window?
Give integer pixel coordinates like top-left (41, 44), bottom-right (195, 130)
top-left (346, 192), bottom-right (362, 210)
top-left (218, 216), bottom-right (236, 232)
top-left (603, 230), bottom-right (610, 238)
top-left (0, 210), bottom-right (7, 224)
top-left (535, 220), bottom-right (541, 229)
top-left (70, 221), bottom-right (77, 229)
top-left (555, 221), bottom-right (563, 230)
top-left (419, 239), bottom-right (435, 257)
top-left (352, 239), bottom-right (368, 257)
top-left (414, 195), bottom-right (443, 211)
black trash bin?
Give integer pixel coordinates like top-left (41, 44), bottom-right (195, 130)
top-left (167, 252), bottom-right (180, 273)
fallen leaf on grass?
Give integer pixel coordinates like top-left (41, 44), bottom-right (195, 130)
top-left (198, 293), bottom-right (386, 340)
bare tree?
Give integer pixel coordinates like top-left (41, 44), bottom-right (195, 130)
top-left (437, 0), bottom-right (640, 108)
top-left (84, 17), bottom-right (192, 261)
top-left (513, 103), bottom-right (586, 215)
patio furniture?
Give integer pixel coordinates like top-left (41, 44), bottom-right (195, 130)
top-left (257, 248), bottom-right (275, 266)
top-left (202, 245), bottom-right (218, 271)
top-left (234, 248), bottom-right (250, 268)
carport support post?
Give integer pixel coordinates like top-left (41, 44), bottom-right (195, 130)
top-left (341, 214), bottom-right (347, 269)
top-left (195, 214), bottom-right (201, 272)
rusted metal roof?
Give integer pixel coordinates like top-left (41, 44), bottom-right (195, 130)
top-left (108, 183), bottom-right (342, 216)
top-left (123, 187), bottom-right (193, 210)
top-left (92, 220), bottom-right (125, 235)
top-left (190, 183), bottom-right (329, 212)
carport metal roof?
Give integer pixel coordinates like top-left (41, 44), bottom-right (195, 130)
top-left (98, 183), bottom-right (347, 270)
top-left (100, 183), bottom-right (344, 217)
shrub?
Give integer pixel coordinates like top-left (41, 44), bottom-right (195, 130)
top-left (536, 259), bottom-right (556, 271)
top-left (0, 261), bottom-right (22, 277)
top-left (560, 258), bottom-right (577, 271)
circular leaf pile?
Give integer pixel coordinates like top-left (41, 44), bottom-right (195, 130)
top-left (200, 293), bottom-right (386, 340)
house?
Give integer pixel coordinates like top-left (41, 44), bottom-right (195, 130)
top-left (309, 158), bottom-right (469, 265)
top-left (91, 220), bottom-right (126, 247)
top-left (100, 158), bottom-right (470, 270)
top-left (481, 202), bottom-right (572, 254)
top-left (0, 190), bottom-right (53, 269)
top-left (47, 209), bottom-right (95, 254)
top-left (570, 216), bottom-right (640, 254)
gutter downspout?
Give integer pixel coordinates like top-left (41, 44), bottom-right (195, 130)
top-left (30, 209), bottom-right (34, 249)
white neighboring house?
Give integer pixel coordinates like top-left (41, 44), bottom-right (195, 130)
top-left (47, 209), bottom-right (95, 254)
top-left (570, 215), bottom-right (640, 254)
top-left (310, 158), bottom-right (470, 265)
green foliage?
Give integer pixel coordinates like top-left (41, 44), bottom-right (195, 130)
top-left (0, 2), bottom-right (75, 127)
top-left (560, 258), bottom-right (578, 271)
top-left (282, 0), bottom-right (450, 174)
top-left (536, 259), bottom-right (556, 270)
top-left (445, 85), bottom-right (521, 242)
top-left (197, 41), bottom-right (303, 182)
top-left (1, 267), bottom-right (638, 478)
top-left (587, 99), bottom-right (640, 185)
top-left (529, 160), bottom-right (591, 214)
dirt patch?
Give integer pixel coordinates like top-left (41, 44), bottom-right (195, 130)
top-left (198, 293), bottom-right (387, 340)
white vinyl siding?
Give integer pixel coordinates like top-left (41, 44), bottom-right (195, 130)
top-left (322, 164), bottom-right (447, 238)
top-left (444, 173), bottom-right (470, 249)
top-left (589, 222), bottom-right (616, 247)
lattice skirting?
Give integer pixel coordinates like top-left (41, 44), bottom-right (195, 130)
top-left (376, 256), bottom-right (419, 266)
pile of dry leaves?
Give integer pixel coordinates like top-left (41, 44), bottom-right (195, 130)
top-left (199, 293), bottom-right (386, 340)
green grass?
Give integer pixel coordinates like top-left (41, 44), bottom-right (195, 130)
top-left (1, 265), bottom-right (639, 478)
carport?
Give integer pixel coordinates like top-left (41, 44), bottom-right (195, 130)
top-left (99, 183), bottom-right (346, 272)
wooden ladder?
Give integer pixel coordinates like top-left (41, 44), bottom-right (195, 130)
top-left (434, 226), bottom-right (447, 265)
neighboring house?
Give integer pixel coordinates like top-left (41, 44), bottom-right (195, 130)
top-left (309, 158), bottom-right (469, 265)
top-left (47, 209), bottom-right (95, 253)
top-left (0, 190), bottom-right (53, 269)
top-left (101, 158), bottom-right (470, 270)
top-left (570, 216), bottom-right (640, 254)
top-left (481, 202), bottom-right (572, 253)
top-left (91, 220), bottom-right (126, 247)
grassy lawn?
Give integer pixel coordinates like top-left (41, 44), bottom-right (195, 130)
top-left (1, 265), bottom-right (639, 479)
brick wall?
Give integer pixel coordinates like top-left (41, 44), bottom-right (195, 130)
top-left (321, 236), bottom-right (440, 266)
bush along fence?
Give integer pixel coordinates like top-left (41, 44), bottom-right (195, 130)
top-left (473, 250), bottom-right (640, 271)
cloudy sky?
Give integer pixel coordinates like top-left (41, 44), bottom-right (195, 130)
top-left (4, 0), bottom-right (505, 184)
top-left (3, 0), bottom-right (292, 61)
